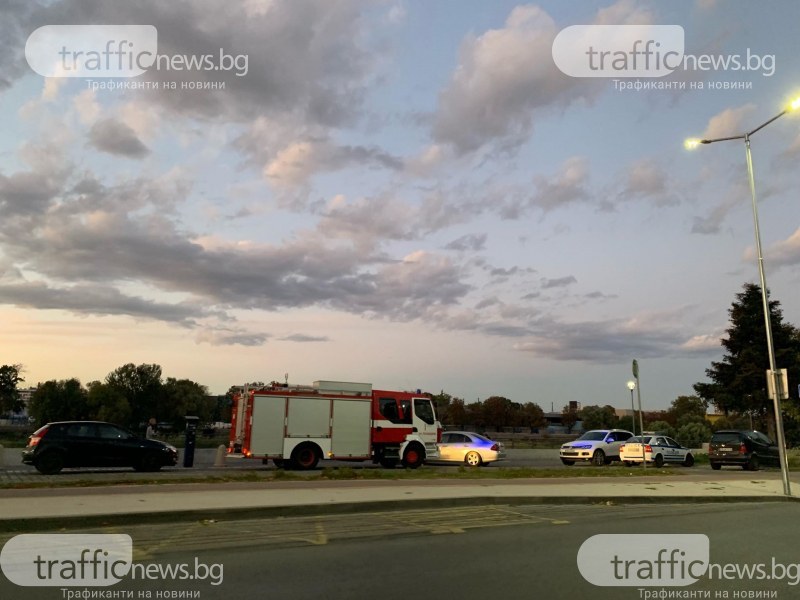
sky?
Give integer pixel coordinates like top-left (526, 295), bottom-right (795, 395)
top-left (2, 0), bottom-right (800, 411)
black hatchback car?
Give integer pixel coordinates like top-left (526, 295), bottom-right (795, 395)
top-left (708, 430), bottom-right (780, 471)
top-left (22, 421), bottom-right (179, 474)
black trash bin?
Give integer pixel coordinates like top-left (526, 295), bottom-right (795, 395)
top-left (184, 415), bottom-right (200, 468)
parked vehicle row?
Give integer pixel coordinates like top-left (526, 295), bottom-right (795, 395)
top-left (19, 421), bottom-right (783, 474)
top-left (20, 422), bottom-right (506, 474)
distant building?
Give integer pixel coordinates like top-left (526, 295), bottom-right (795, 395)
top-left (0, 386), bottom-right (36, 425)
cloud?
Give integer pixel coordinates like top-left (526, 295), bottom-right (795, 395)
top-left (701, 104), bottom-right (757, 140)
top-left (754, 227), bottom-right (800, 268)
top-left (88, 118), bottom-right (150, 158)
top-left (280, 334), bottom-right (330, 342)
top-left (4, 1), bottom-right (374, 128)
top-left (541, 276), bottom-right (577, 289)
top-left (265, 138), bottom-right (402, 187)
top-left (444, 233), bottom-right (487, 252)
top-left (195, 329), bottom-right (269, 346)
top-left (512, 311), bottom-right (720, 363)
top-left (0, 280), bottom-right (205, 325)
top-left (432, 5), bottom-right (578, 155)
top-left (618, 159), bottom-right (679, 207)
top-left (501, 157), bottom-right (590, 218)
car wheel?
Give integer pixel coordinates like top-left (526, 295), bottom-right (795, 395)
top-left (746, 455), bottom-right (760, 471)
top-left (290, 443), bottom-right (320, 470)
top-left (35, 452), bottom-right (64, 475)
top-left (135, 452), bottom-right (163, 472)
top-left (402, 444), bottom-right (425, 469)
top-left (683, 453), bottom-right (695, 467)
top-left (560, 458), bottom-right (574, 466)
top-left (464, 451), bottom-right (482, 467)
top-left (591, 449), bottom-right (606, 466)
top-left (654, 454), bottom-right (664, 468)
top-left (710, 462), bottom-right (722, 470)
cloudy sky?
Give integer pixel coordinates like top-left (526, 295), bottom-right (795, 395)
top-left (2, 0), bottom-right (800, 410)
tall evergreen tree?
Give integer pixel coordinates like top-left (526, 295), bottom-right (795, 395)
top-left (694, 283), bottom-right (800, 420)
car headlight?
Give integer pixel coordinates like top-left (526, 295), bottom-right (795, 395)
top-left (165, 444), bottom-right (177, 453)
top-left (572, 444), bottom-right (593, 450)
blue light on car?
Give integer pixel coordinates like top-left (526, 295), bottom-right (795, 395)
top-left (572, 444), bottom-right (593, 449)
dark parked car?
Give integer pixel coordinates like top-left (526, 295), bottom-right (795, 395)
top-left (22, 421), bottom-right (179, 474)
top-left (708, 430), bottom-right (780, 471)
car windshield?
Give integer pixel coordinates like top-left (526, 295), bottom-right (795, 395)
top-left (626, 437), bottom-right (646, 444)
top-left (576, 431), bottom-right (607, 441)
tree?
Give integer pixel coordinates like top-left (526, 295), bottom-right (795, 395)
top-left (29, 379), bottom-right (88, 424)
top-left (694, 283), bottom-right (800, 423)
top-left (561, 404), bottom-right (579, 433)
top-left (86, 381), bottom-right (131, 425)
top-left (675, 422), bottom-right (712, 449)
top-left (645, 420), bottom-right (676, 438)
top-left (580, 405), bottom-right (619, 430)
top-left (667, 395), bottom-right (708, 425)
top-left (520, 402), bottom-right (546, 431)
top-left (161, 378), bottom-right (212, 430)
top-left (106, 363), bottom-right (163, 427)
top-left (0, 364), bottom-right (24, 415)
top-left (482, 396), bottom-right (513, 429)
top-left (429, 391), bottom-right (452, 424)
top-left (447, 398), bottom-right (467, 428)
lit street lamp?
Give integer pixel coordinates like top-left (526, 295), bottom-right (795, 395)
top-left (685, 95), bottom-right (800, 497)
top-left (627, 380), bottom-right (637, 436)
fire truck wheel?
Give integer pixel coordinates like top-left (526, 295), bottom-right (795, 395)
top-left (272, 458), bottom-right (285, 468)
top-left (290, 443), bottom-right (320, 470)
top-left (401, 444), bottom-right (425, 469)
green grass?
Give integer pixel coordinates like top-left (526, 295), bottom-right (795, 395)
top-left (0, 465), bottom-right (692, 490)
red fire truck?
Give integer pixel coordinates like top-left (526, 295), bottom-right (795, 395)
top-left (228, 380), bottom-right (441, 469)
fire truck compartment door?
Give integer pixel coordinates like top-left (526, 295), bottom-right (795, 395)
top-left (331, 399), bottom-right (371, 456)
top-left (287, 396), bottom-right (330, 438)
top-left (250, 395), bottom-right (286, 456)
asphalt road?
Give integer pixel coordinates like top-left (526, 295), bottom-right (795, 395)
top-left (3, 502), bottom-right (797, 600)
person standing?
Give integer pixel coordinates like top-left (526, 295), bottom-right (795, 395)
top-left (146, 418), bottom-right (158, 439)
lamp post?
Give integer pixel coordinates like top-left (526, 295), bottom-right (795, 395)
top-left (632, 360), bottom-right (646, 468)
top-left (627, 380), bottom-right (637, 436)
top-left (685, 97), bottom-right (800, 497)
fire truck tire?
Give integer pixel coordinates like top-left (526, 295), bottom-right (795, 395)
top-left (272, 458), bottom-right (285, 468)
top-left (290, 443), bottom-right (320, 470)
top-left (401, 444), bottom-right (425, 469)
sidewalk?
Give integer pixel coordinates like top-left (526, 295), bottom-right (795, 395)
top-left (0, 474), bottom-right (797, 532)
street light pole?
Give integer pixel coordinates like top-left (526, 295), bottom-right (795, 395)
top-left (627, 380), bottom-right (636, 436)
top-left (632, 361), bottom-right (646, 469)
top-left (685, 99), bottom-right (800, 497)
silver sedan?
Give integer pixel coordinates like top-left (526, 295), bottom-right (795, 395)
top-left (432, 431), bottom-right (507, 466)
